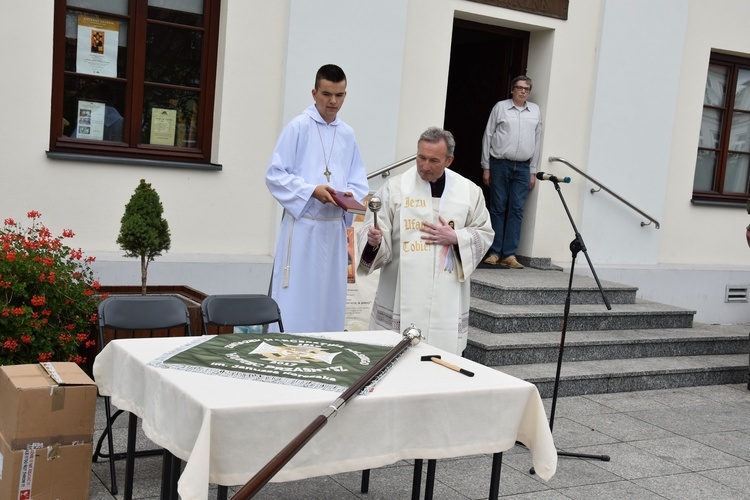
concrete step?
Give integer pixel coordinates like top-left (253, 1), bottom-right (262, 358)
top-left (465, 267), bottom-right (747, 397)
top-left (470, 267), bottom-right (638, 305)
top-left (465, 323), bottom-right (749, 365)
top-left (469, 298), bottom-right (696, 333)
top-left (493, 354), bottom-right (749, 398)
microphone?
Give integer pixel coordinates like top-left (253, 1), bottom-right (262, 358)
top-left (536, 172), bottom-right (571, 183)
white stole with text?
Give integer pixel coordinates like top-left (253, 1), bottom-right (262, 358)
top-left (398, 169), bottom-right (469, 353)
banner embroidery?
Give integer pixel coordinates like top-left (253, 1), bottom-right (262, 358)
top-left (148, 333), bottom-right (397, 394)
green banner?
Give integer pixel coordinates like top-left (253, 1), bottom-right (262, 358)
top-left (148, 333), bottom-right (396, 393)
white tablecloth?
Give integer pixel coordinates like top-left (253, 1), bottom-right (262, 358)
top-left (93, 331), bottom-right (557, 500)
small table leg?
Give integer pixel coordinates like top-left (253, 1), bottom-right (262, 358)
top-left (124, 412), bottom-right (138, 500)
top-left (217, 485), bottom-right (229, 500)
top-left (160, 450), bottom-right (182, 500)
top-left (160, 451), bottom-right (173, 500)
top-left (411, 459), bottom-right (423, 500)
top-left (424, 459), bottom-right (437, 500)
top-left (169, 455), bottom-right (181, 499)
top-left (360, 469), bottom-right (371, 493)
top-left (489, 452), bottom-right (503, 499)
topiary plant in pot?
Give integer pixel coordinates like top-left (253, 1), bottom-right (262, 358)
top-left (116, 179), bottom-right (171, 295)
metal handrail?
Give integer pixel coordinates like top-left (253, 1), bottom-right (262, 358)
top-left (367, 154), bottom-right (417, 180)
top-left (549, 156), bottom-right (661, 229)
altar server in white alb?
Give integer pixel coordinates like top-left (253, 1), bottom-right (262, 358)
top-left (357, 127), bottom-right (494, 354)
top-left (266, 64), bottom-right (369, 333)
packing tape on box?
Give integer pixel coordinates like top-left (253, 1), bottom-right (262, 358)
top-left (47, 443), bottom-right (60, 461)
top-left (19, 446), bottom-right (40, 496)
top-left (10, 434), bottom-right (89, 450)
top-left (40, 362), bottom-right (64, 385)
top-left (50, 386), bottom-right (65, 412)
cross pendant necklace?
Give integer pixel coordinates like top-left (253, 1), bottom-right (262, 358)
top-left (316, 123), bottom-right (337, 183)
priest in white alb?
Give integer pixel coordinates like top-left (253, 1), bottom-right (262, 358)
top-left (357, 127), bottom-right (494, 354)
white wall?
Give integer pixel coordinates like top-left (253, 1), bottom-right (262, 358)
top-left (579, 0), bottom-right (688, 265)
top-left (662, 0), bottom-right (750, 265)
top-left (4, 0), bottom-right (750, 321)
top-left (265, 0), bottom-right (410, 247)
top-left (567, 0), bottom-right (750, 324)
top-left (520, 0), bottom-right (604, 260)
top-left (284, 0), bottom-right (408, 178)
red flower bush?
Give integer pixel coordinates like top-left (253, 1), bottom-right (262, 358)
top-left (1, 211), bottom-right (103, 366)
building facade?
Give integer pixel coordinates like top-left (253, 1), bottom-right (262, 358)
top-left (2, 0), bottom-right (750, 324)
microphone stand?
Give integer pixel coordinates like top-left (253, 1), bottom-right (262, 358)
top-left (531, 178), bottom-right (610, 474)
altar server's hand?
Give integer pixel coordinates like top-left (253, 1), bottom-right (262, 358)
top-left (313, 185), bottom-right (336, 205)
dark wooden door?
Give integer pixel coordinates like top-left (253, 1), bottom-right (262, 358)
top-left (443, 19), bottom-right (529, 202)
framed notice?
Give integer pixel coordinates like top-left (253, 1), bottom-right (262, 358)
top-left (150, 108), bottom-right (177, 145)
top-left (76, 15), bottom-right (119, 77)
top-left (75, 100), bottom-right (106, 140)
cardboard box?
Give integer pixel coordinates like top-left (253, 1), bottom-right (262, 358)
top-left (0, 430), bottom-right (92, 499)
top-left (0, 363), bottom-right (96, 450)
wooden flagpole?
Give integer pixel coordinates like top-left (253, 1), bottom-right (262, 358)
top-left (231, 326), bottom-right (422, 499)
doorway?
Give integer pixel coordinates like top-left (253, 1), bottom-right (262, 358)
top-left (443, 19), bottom-right (530, 202)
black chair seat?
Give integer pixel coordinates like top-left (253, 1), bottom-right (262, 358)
top-left (93, 295), bottom-right (192, 498)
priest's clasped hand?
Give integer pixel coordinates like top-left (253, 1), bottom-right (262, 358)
top-left (420, 216), bottom-right (458, 246)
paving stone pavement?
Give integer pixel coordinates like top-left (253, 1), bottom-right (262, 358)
top-left (88, 384), bottom-right (750, 499)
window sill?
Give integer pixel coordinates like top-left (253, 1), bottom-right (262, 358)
top-left (46, 151), bottom-right (222, 171)
top-left (690, 198), bottom-right (746, 208)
